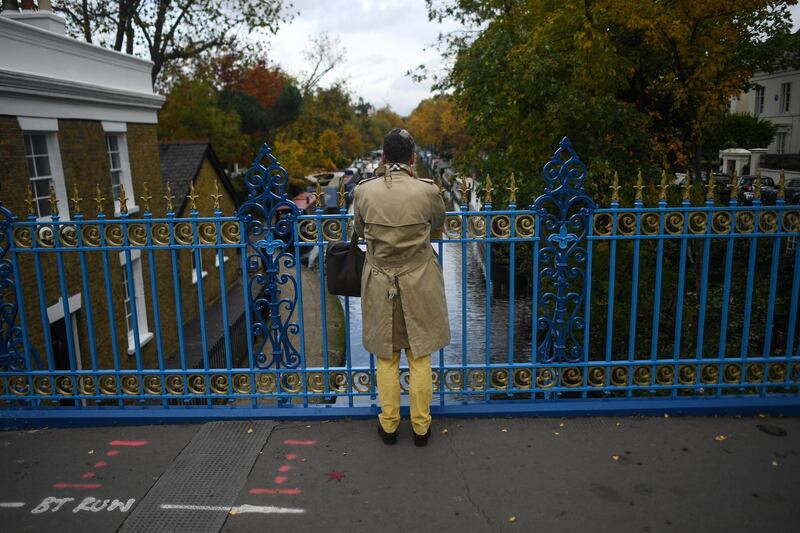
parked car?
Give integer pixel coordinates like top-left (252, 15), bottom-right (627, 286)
top-left (737, 175), bottom-right (777, 205)
top-left (785, 178), bottom-right (800, 204)
top-left (711, 172), bottom-right (732, 187)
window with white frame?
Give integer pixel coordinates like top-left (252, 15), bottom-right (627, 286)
top-left (755, 86), bottom-right (765, 115)
top-left (191, 251), bottom-right (208, 284)
top-left (24, 134), bottom-right (53, 218)
top-left (780, 83), bottom-right (791, 114)
top-left (119, 252), bottom-right (152, 354)
top-left (776, 132), bottom-right (788, 154)
top-left (21, 127), bottom-right (68, 220)
top-left (102, 123), bottom-right (136, 215)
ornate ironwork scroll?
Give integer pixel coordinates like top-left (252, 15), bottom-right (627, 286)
top-left (238, 144), bottom-right (301, 369)
top-left (0, 202), bottom-right (24, 371)
top-left (533, 137), bottom-right (595, 363)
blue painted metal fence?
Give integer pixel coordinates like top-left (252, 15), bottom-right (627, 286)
top-left (1, 138), bottom-right (799, 425)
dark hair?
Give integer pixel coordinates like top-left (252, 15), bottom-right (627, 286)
top-left (382, 128), bottom-right (415, 164)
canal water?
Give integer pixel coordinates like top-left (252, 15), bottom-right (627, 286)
top-left (340, 240), bottom-right (535, 368)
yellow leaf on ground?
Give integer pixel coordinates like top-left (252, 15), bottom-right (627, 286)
top-left (612, 455), bottom-right (620, 461)
top-left (715, 435), bottom-right (727, 442)
top-left (509, 516), bottom-right (517, 523)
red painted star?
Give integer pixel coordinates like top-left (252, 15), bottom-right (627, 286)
top-left (326, 470), bottom-right (346, 482)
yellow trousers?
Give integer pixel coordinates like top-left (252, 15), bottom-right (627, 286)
top-left (376, 349), bottom-right (432, 435)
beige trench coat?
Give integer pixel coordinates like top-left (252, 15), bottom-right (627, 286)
top-left (352, 163), bottom-right (450, 359)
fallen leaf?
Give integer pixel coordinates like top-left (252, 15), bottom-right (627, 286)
top-left (758, 413), bottom-right (768, 419)
top-left (246, 427), bottom-right (254, 434)
top-left (715, 435), bottom-right (727, 442)
top-left (553, 431), bottom-right (560, 436)
top-left (615, 422), bottom-right (622, 427)
top-left (305, 425), bottom-right (312, 428)
top-left (559, 423), bottom-right (564, 428)
top-left (300, 458), bottom-right (307, 462)
top-left (509, 516), bottom-right (517, 523)
top-left (88, 450), bottom-right (94, 455)
top-left (612, 455), bottom-right (620, 461)
top-left (772, 460), bottom-right (779, 467)
top-left (229, 508), bottom-right (238, 515)
top-left (441, 429), bottom-right (449, 435)
top-left (501, 428), bottom-right (508, 433)
top-left (342, 452), bottom-right (348, 456)
top-left (663, 414), bottom-right (669, 418)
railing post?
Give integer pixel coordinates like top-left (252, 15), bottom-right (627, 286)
top-left (238, 144), bottom-right (302, 378)
top-left (0, 201), bottom-right (25, 372)
top-left (532, 137), bottom-right (595, 364)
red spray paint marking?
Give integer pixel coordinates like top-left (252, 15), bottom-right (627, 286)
top-left (94, 461), bottom-right (108, 468)
top-left (54, 483), bottom-right (102, 489)
top-left (278, 465), bottom-right (293, 473)
top-left (274, 476), bottom-right (288, 485)
top-left (109, 440), bottom-right (149, 447)
top-left (106, 450), bottom-right (120, 457)
top-left (81, 472), bottom-right (96, 479)
top-left (285, 453), bottom-right (298, 460)
top-left (249, 488), bottom-right (303, 495)
top-left (282, 439), bottom-right (317, 445)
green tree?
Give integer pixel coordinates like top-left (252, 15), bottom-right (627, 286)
top-left (157, 76), bottom-right (249, 163)
top-left (422, 0), bottom-right (797, 205)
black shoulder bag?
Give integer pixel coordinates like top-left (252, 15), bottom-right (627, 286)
top-left (325, 231), bottom-right (365, 297)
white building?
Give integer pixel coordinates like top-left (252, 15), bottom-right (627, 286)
top-left (731, 69), bottom-right (799, 155)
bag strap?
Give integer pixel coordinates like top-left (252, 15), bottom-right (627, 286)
top-left (349, 230), bottom-right (360, 251)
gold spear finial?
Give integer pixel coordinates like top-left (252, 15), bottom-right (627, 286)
top-left (610, 171), bottom-right (621, 203)
top-left (118, 182), bottom-right (128, 215)
top-left (187, 182), bottom-right (199, 211)
top-left (25, 184), bottom-right (35, 216)
top-left (658, 170), bottom-right (669, 201)
top-left (48, 183), bottom-right (59, 216)
top-left (778, 169), bottom-right (786, 200)
top-left (315, 179), bottom-right (324, 208)
top-left (460, 175), bottom-right (470, 204)
top-left (70, 182), bottom-right (82, 213)
top-left (337, 176), bottom-right (346, 208)
top-left (483, 174), bottom-right (494, 204)
top-left (211, 181), bottom-right (223, 211)
top-left (754, 170), bottom-right (762, 200)
top-left (681, 169), bottom-right (691, 202)
top-left (94, 184), bottom-right (105, 214)
top-left (140, 181), bottom-right (152, 212)
top-left (507, 173), bottom-right (518, 204)
top-left (634, 170), bottom-right (645, 202)
top-left (705, 171), bottom-right (715, 201)
top-left (163, 182), bottom-right (175, 212)
top-left (730, 169), bottom-right (740, 202)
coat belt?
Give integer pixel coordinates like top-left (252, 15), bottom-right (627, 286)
top-left (365, 249), bottom-right (435, 300)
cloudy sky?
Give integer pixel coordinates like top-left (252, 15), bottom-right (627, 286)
top-left (266, 1), bottom-right (800, 117)
top-left (266, 0), bottom-right (463, 116)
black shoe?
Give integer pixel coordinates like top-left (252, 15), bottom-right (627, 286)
top-left (378, 423), bottom-right (397, 445)
top-left (414, 427), bottom-right (431, 447)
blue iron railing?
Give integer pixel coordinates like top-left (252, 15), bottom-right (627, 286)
top-left (0, 138), bottom-right (799, 424)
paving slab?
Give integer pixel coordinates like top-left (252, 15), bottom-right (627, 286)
top-left (0, 423), bottom-right (200, 533)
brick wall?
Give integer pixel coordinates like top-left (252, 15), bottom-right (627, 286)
top-left (0, 117), bottom-right (242, 376)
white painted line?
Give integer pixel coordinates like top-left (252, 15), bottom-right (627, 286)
top-left (234, 504), bottom-right (305, 515)
top-left (159, 503), bottom-right (305, 514)
top-left (0, 502), bottom-right (26, 508)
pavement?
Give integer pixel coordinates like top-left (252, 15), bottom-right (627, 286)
top-left (1, 415), bottom-right (799, 533)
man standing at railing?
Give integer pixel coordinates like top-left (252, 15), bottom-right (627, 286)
top-left (352, 128), bottom-right (450, 447)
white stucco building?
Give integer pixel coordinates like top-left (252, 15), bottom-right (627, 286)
top-left (731, 69), bottom-right (799, 154)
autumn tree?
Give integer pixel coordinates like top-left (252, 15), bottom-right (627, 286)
top-left (53, 0), bottom-right (293, 84)
top-left (423, 0), bottom-right (797, 205)
top-left (157, 75), bottom-right (249, 163)
top-left (406, 97), bottom-right (467, 157)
